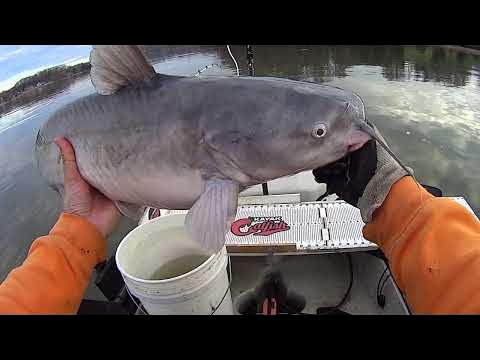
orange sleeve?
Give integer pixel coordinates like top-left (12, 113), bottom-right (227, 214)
top-left (363, 177), bottom-right (480, 314)
top-left (0, 213), bottom-right (106, 314)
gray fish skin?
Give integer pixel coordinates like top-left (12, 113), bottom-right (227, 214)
top-left (35, 73), bottom-right (370, 250)
top-left (36, 74), bottom-right (367, 206)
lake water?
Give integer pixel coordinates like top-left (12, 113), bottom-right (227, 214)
top-left (0, 45), bottom-right (479, 291)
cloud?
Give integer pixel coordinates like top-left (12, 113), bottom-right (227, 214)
top-left (63, 56), bottom-right (90, 66)
top-left (0, 48), bottom-right (24, 62)
top-left (0, 45), bottom-right (92, 81)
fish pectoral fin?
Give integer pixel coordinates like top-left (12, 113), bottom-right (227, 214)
top-left (114, 201), bottom-right (147, 221)
top-left (185, 179), bottom-right (239, 254)
top-left (90, 45), bottom-right (156, 95)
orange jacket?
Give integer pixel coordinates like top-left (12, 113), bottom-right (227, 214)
top-left (0, 213), bottom-right (106, 314)
top-left (0, 177), bottom-right (479, 314)
top-left (364, 177), bottom-right (480, 314)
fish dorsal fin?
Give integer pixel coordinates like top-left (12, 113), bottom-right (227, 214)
top-left (89, 45), bottom-right (156, 95)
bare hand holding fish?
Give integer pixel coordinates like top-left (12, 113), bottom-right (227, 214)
top-left (54, 136), bottom-right (121, 238)
top-left (36, 45), bottom-right (372, 253)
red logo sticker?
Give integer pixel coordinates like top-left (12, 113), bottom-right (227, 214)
top-left (230, 216), bottom-right (291, 236)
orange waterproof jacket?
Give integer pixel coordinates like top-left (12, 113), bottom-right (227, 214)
top-left (0, 213), bottom-right (106, 314)
top-left (363, 177), bottom-right (480, 314)
top-left (0, 177), bottom-right (479, 314)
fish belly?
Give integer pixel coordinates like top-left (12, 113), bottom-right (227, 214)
top-left (98, 166), bottom-right (205, 210)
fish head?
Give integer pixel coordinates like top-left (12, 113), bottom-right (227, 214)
top-left (278, 94), bottom-right (371, 174)
top-left (206, 82), bottom-right (372, 185)
top-left (296, 90), bottom-right (373, 169)
top-left (265, 89), bottom-right (371, 182)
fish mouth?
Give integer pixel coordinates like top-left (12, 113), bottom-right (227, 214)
top-left (348, 142), bottom-right (367, 152)
top-left (346, 127), bottom-right (371, 153)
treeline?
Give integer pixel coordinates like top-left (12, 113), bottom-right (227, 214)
top-left (237, 45), bottom-right (480, 88)
top-left (0, 62), bottom-right (91, 116)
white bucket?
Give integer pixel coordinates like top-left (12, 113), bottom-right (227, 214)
top-left (115, 214), bottom-right (234, 315)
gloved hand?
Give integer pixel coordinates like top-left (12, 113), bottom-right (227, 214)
top-left (313, 127), bottom-right (411, 223)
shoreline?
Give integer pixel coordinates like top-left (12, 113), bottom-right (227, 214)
top-left (436, 45), bottom-right (480, 56)
top-left (0, 73), bottom-right (90, 118)
top-left (0, 71), bottom-right (90, 107)
top-left (0, 62), bottom-right (91, 117)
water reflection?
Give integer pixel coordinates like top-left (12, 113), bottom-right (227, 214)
top-left (227, 45), bottom-right (480, 88)
top-left (137, 45), bottom-right (480, 90)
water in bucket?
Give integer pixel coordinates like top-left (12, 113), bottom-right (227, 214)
top-left (150, 254), bottom-right (210, 280)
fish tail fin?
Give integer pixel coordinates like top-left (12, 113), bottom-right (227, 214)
top-left (89, 45), bottom-right (156, 95)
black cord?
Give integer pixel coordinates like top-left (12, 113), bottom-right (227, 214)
top-left (316, 191), bottom-right (332, 202)
top-left (376, 267), bottom-right (389, 298)
top-left (375, 256), bottom-right (412, 314)
top-left (376, 266), bottom-right (392, 308)
top-left (379, 273), bottom-right (391, 295)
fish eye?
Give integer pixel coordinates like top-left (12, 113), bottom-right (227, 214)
top-left (312, 123), bottom-right (327, 138)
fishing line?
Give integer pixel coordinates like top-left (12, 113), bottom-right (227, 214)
top-left (351, 94), bottom-right (425, 204)
top-left (361, 122), bottom-right (424, 204)
top-left (194, 63), bottom-right (221, 77)
top-left (226, 45), bottom-right (240, 76)
top-left (192, 46), bottom-right (239, 77)
top-left (125, 285), bottom-right (149, 315)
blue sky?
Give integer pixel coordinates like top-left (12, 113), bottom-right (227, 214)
top-left (0, 45), bottom-right (91, 92)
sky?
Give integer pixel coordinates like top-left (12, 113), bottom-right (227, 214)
top-left (0, 45), bottom-right (92, 92)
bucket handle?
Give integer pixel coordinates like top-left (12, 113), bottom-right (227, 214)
top-left (125, 286), bottom-right (150, 315)
top-left (210, 255), bottom-right (232, 315)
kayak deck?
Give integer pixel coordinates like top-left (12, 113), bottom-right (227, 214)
top-left (139, 195), bottom-right (475, 314)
